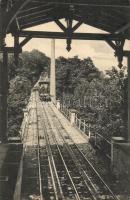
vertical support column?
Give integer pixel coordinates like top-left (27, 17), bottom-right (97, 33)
top-left (56, 99), bottom-right (60, 110)
top-left (79, 118), bottom-right (81, 129)
top-left (128, 52), bottom-right (130, 142)
top-left (50, 39), bottom-right (56, 104)
top-left (0, 3), bottom-right (8, 142)
top-left (70, 109), bottom-right (76, 125)
top-left (14, 35), bottom-right (19, 66)
top-left (83, 120), bottom-right (86, 133)
top-left (0, 47), bottom-right (8, 143)
top-left (88, 123), bottom-right (91, 138)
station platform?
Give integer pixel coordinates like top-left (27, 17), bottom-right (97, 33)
top-left (0, 143), bottom-right (23, 200)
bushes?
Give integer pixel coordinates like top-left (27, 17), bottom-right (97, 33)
top-left (56, 56), bottom-right (127, 141)
top-left (7, 50), bottom-right (50, 137)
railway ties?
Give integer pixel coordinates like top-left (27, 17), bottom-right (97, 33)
top-left (37, 103), bottom-right (91, 200)
top-left (22, 89), bottom-right (119, 200)
top-left (24, 89), bottom-right (117, 200)
top-left (42, 102), bottom-right (119, 200)
top-left (21, 91), bottom-right (42, 200)
top-left (41, 102), bottom-right (96, 200)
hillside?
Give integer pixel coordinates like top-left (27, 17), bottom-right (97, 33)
top-left (0, 50), bottom-right (127, 140)
top-left (56, 56), bottom-right (128, 140)
top-left (7, 50), bottom-right (50, 137)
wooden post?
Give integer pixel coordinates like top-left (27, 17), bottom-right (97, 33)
top-left (75, 115), bottom-right (77, 125)
top-left (128, 53), bottom-right (130, 142)
top-left (79, 118), bottom-right (81, 130)
top-left (83, 120), bottom-right (86, 133)
top-left (70, 109), bottom-right (76, 125)
top-left (0, 47), bottom-right (8, 142)
top-left (88, 123), bottom-right (91, 138)
top-left (56, 100), bottom-right (60, 110)
top-left (14, 35), bottom-right (19, 66)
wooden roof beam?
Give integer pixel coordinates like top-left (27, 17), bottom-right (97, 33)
top-left (4, 0), bottom-right (31, 31)
top-left (20, 18), bottom-right (54, 29)
top-left (19, 3), bottom-right (51, 14)
top-left (18, 7), bottom-right (53, 19)
top-left (19, 36), bottom-right (32, 47)
top-left (72, 21), bottom-right (83, 32)
top-left (18, 30), bottom-right (126, 41)
top-left (105, 39), bottom-right (116, 50)
top-left (0, 47), bottom-right (22, 53)
top-left (38, 0), bottom-right (130, 8)
top-left (73, 15), bottom-right (112, 33)
top-left (19, 15), bottom-right (51, 26)
top-left (54, 20), bottom-right (66, 32)
top-left (115, 22), bottom-right (130, 33)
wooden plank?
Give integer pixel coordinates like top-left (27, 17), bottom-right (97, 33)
top-left (18, 30), bottom-right (126, 41)
top-left (54, 20), bottom-right (66, 32)
top-left (20, 18), bottom-right (54, 29)
top-left (18, 7), bottom-right (53, 20)
top-left (19, 36), bottom-right (32, 48)
top-left (4, 0), bottom-right (31, 30)
top-left (127, 52), bottom-right (130, 142)
top-left (37, 0), bottom-right (130, 8)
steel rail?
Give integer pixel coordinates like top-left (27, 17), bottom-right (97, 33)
top-left (42, 102), bottom-right (81, 200)
top-left (74, 143), bottom-right (120, 200)
top-left (44, 103), bottom-right (99, 200)
top-left (40, 101), bottom-right (65, 200)
top-left (35, 92), bottom-right (44, 200)
top-left (48, 103), bottom-right (119, 200)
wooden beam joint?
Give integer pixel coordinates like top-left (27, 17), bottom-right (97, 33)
top-left (54, 18), bottom-right (83, 51)
top-left (106, 39), bottom-right (125, 68)
top-left (19, 36), bottom-right (32, 47)
top-left (0, 47), bottom-right (22, 53)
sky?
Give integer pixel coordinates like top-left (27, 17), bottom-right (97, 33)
top-left (6, 19), bottom-right (130, 72)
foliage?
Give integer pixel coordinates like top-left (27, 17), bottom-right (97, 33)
top-left (56, 56), bottom-right (127, 141)
top-left (3, 49), bottom-right (127, 140)
top-left (7, 50), bottom-right (50, 136)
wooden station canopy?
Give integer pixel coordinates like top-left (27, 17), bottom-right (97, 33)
top-left (1, 0), bottom-right (130, 35)
top-left (0, 0), bottom-right (130, 143)
top-left (0, 0), bottom-right (130, 66)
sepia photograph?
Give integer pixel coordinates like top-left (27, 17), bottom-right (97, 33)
top-left (0, 0), bottom-right (130, 200)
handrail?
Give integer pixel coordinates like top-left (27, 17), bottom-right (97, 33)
top-left (60, 103), bottom-right (111, 158)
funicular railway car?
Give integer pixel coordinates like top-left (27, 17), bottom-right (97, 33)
top-left (38, 72), bottom-right (51, 102)
top-left (39, 92), bottom-right (51, 102)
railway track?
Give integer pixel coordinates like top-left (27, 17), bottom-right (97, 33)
top-left (40, 102), bottom-right (99, 199)
top-left (22, 89), bottom-right (119, 200)
top-left (41, 101), bottom-right (119, 200)
top-left (22, 90), bottom-right (42, 199)
top-left (39, 101), bottom-right (92, 199)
